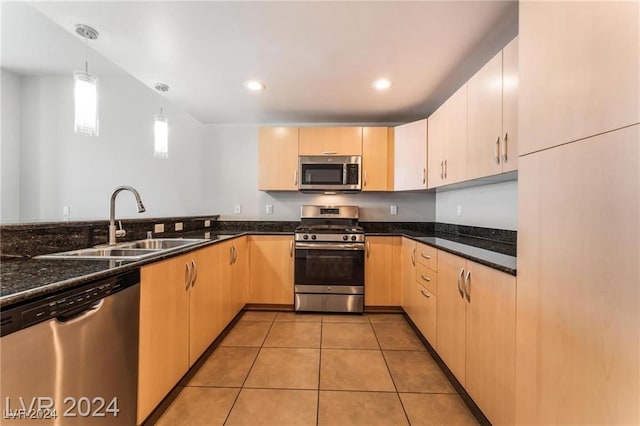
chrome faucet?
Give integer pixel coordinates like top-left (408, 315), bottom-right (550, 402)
top-left (109, 185), bottom-right (146, 245)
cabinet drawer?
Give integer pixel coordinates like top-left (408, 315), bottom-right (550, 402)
top-left (416, 263), bottom-right (437, 295)
top-left (415, 283), bottom-right (437, 345)
top-left (416, 243), bottom-right (437, 270)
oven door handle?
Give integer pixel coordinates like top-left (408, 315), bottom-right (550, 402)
top-left (295, 242), bottom-right (365, 251)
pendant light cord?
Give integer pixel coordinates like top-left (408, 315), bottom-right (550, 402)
top-left (84, 35), bottom-right (89, 73)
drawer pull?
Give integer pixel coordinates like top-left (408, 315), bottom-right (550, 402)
top-left (420, 253), bottom-right (431, 260)
top-left (457, 268), bottom-right (465, 299)
top-left (420, 274), bottom-right (431, 282)
top-left (420, 289), bottom-right (431, 298)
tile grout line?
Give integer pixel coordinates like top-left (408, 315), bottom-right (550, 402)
top-left (222, 316), bottom-right (277, 426)
top-left (316, 317), bottom-right (324, 426)
top-left (369, 316), bottom-right (413, 426)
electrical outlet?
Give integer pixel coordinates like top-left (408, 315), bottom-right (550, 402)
top-left (204, 220), bottom-right (211, 227)
top-left (266, 204), bottom-right (273, 214)
top-left (63, 205), bottom-right (70, 216)
top-left (390, 205), bottom-right (398, 215)
top-left (456, 205), bottom-right (462, 216)
top-left (175, 222), bottom-right (183, 231)
top-left (204, 231), bottom-right (211, 239)
top-left (154, 223), bottom-right (165, 233)
top-left (234, 204), bottom-right (242, 214)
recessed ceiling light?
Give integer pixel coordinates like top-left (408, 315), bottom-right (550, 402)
top-left (372, 78), bottom-right (392, 90)
top-left (244, 80), bottom-right (265, 91)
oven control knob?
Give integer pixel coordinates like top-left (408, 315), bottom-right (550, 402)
top-left (303, 235), bottom-right (309, 240)
top-left (311, 235), bottom-right (317, 240)
top-left (351, 235), bottom-right (357, 241)
top-left (343, 235), bottom-right (348, 241)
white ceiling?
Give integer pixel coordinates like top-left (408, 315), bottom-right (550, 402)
top-left (4, 1), bottom-right (518, 124)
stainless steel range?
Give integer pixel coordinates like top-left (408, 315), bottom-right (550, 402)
top-left (294, 205), bottom-right (365, 313)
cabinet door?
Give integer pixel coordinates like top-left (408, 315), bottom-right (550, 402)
top-left (138, 255), bottom-right (190, 423)
top-left (216, 241), bottom-right (234, 333)
top-left (258, 127), bottom-right (299, 190)
top-left (364, 236), bottom-right (400, 306)
top-left (444, 84), bottom-right (468, 184)
top-left (501, 37), bottom-right (518, 172)
top-left (298, 127), bottom-right (363, 155)
top-left (465, 261), bottom-right (516, 426)
top-left (516, 125), bottom-right (640, 425)
top-left (231, 236), bottom-right (249, 315)
top-left (189, 244), bottom-right (222, 366)
top-left (362, 127), bottom-right (391, 191)
top-left (394, 119), bottom-right (427, 190)
top-left (467, 51), bottom-right (503, 180)
top-left (249, 235), bottom-right (294, 304)
top-left (519, 1), bottom-right (640, 154)
top-left (400, 238), bottom-right (417, 318)
top-left (435, 250), bottom-right (467, 385)
top-left (415, 283), bottom-right (437, 346)
top-left (427, 104), bottom-right (446, 189)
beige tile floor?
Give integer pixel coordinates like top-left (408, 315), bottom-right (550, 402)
top-left (155, 312), bottom-right (478, 426)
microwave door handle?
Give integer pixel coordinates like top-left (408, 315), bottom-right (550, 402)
top-left (343, 165), bottom-right (347, 185)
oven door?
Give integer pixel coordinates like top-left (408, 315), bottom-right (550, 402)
top-left (294, 243), bottom-right (364, 287)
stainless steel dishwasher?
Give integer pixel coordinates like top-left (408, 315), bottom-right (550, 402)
top-left (0, 269), bottom-right (139, 425)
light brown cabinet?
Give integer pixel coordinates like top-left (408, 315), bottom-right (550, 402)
top-left (427, 84), bottom-right (468, 188)
top-left (230, 236), bottom-right (249, 314)
top-left (394, 119), bottom-right (428, 190)
top-left (436, 250), bottom-right (516, 426)
top-left (400, 238), bottom-right (417, 318)
top-left (298, 127), bottom-right (362, 156)
top-left (258, 127), bottom-right (299, 191)
top-left (519, 2), bottom-right (639, 155)
top-left (414, 242), bottom-right (438, 345)
top-left (248, 235), bottom-right (294, 305)
top-left (364, 236), bottom-right (400, 306)
top-left (467, 37), bottom-right (518, 180)
top-left (362, 127), bottom-right (393, 191)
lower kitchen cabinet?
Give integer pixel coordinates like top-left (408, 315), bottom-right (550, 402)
top-left (138, 253), bottom-right (192, 424)
top-left (436, 249), bottom-right (516, 425)
top-left (414, 282), bottom-right (437, 344)
top-left (364, 236), bottom-right (401, 306)
top-left (400, 238), bottom-right (417, 317)
top-left (248, 235), bottom-right (294, 304)
top-left (231, 236), bottom-right (249, 314)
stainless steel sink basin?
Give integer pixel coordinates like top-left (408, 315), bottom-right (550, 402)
top-left (37, 238), bottom-right (206, 260)
top-left (117, 238), bottom-right (205, 250)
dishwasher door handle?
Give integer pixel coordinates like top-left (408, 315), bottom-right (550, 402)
top-left (56, 299), bottom-right (105, 324)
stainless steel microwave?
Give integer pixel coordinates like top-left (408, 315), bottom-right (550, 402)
top-left (298, 155), bottom-right (362, 192)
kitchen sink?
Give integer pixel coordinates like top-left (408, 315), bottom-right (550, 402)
top-left (37, 238), bottom-right (206, 260)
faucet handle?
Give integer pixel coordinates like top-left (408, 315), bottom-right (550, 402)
top-left (115, 220), bottom-right (126, 238)
top-left (147, 231), bottom-right (153, 239)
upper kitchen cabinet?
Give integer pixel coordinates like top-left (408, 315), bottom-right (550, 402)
top-left (298, 127), bottom-right (363, 156)
top-left (394, 119), bottom-right (428, 190)
top-left (362, 127), bottom-right (394, 191)
top-left (428, 84), bottom-right (468, 188)
top-left (467, 37), bottom-right (518, 180)
top-left (519, 2), bottom-right (640, 154)
top-left (258, 127), bottom-right (300, 191)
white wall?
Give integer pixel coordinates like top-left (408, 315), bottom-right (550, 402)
top-left (7, 72), bottom-right (208, 222)
top-left (435, 180), bottom-right (518, 230)
top-left (203, 124), bottom-right (436, 221)
top-left (0, 69), bottom-right (21, 221)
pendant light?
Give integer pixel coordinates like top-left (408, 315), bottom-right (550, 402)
top-left (73, 24), bottom-right (99, 136)
top-left (154, 83), bottom-right (169, 159)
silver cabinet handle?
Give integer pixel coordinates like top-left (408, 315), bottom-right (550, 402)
top-left (503, 133), bottom-right (508, 163)
top-left (465, 270), bottom-right (471, 302)
top-left (190, 260), bottom-right (197, 286)
top-left (366, 241), bottom-right (370, 258)
top-left (457, 268), bottom-right (465, 298)
top-left (420, 289), bottom-right (431, 298)
top-left (422, 168), bottom-right (426, 184)
top-left (233, 246), bottom-right (237, 264)
top-left (440, 160), bottom-right (444, 179)
top-left (185, 263), bottom-right (192, 290)
top-left (293, 170), bottom-right (298, 186)
top-left (444, 159), bottom-right (448, 179)
top-left (420, 253), bottom-right (431, 260)
top-left (420, 274), bottom-right (431, 282)
top-left (495, 137), bottom-right (501, 164)
top-left (289, 239), bottom-right (294, 257)
top-left (322, 151), bottom-right (337, 155)
top-left (230, 246), bottom-right (234, 265)
top-left (411, 247), bottom-right (416, 266)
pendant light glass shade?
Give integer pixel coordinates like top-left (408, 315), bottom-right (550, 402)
top-left (154, 114), bottom-right (169, 158)
top-left (74, 71), bottom-right (99, 136)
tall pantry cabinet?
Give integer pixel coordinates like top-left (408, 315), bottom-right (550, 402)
top-left (516, 2), bottom-right (640, 425)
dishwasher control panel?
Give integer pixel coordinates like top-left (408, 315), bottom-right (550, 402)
top-left (1, 269), bottom-right (140, 337)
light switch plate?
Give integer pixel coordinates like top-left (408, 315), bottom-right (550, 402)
top-left (204, 232), bottom-right (211, 239)
top-left (456, 205), bottom-right (462, 216)
top-left (204, 220), bottom-right (211, 227)
top-left (234, 204), bottom-right (242, 214)
top-left (266, 204), bottom-right (273, 214)
top-left (390, 205), bottom-right (398, 215)
top-left (154, 223), bottom-right (165, 233)
top-left (175, 222), bottom-right (183, 231)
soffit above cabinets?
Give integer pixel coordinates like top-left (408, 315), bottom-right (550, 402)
top-left (6, 1), bottom-right (518, 124)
